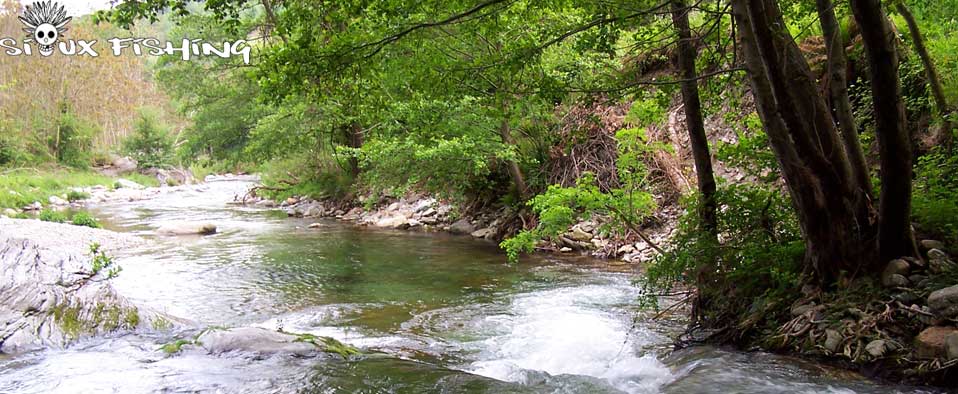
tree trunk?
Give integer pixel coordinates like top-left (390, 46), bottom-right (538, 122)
top-left (345, 122), bottom-right (364, 176)
top-left (732, 0), bottom-right (873, 284)
top-left (670, 0), bottom-right (718, 235)
top-left (894, 0), bottom-right (953, 147)
top-left (816, 0), bottom-right (874, 204)
top-left (498, 115), bottom-right (530, 199)
top-left (849, 0), bottom-right (918, 262)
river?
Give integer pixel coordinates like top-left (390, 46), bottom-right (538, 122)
top-left (0, 179), bottom-right (939, 393)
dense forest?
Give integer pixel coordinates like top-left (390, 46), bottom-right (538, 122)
top-left (2, 0), bottom-right (958, 388)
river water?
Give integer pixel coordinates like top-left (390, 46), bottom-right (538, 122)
top-left (0, 180), bottom-right (939, 393)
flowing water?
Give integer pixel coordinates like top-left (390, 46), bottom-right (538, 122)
top-left (0, 180), bottom-right (940, 393)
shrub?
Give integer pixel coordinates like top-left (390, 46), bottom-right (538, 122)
top-left (38, 209), bottom-right (67, 223)
top-left (913, 148), bottom-right (958, 245)
top-left (71, 211), bottom-right (101, 228)
top-left (66, 190), bottom-right (90, 202)
top-left (124, 108), bottom-right (174, 169)
top-left (51, 109), bottom-right (97, 168)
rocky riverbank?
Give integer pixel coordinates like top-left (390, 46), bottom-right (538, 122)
top-left (237, 191), bottom-right (680, 265)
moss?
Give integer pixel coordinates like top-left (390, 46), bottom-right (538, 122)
top-left (158, 338), bottom-right (194, 354)
top-left (51, 303), bottom-right (85, 341)
top-left (151, 316), bottom-right (171, 331)
top-left (292, 332), bottom-right (363, 358)
top-left (123, 308), bottom-right (140, 328)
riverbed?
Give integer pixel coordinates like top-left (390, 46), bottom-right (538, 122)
top-left (0, 179), bottom-right (939, 393)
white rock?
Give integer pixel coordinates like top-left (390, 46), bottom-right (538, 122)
top-left (114, 178), bottom-right (144, 190)
top-left (156, 223), bottom-right (217, 235)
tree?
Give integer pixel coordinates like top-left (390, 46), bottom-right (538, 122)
top-left (849, 0), bottom-right (918, 262)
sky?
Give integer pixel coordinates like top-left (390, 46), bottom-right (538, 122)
top-left (22, 0), bottom-right (115, 16)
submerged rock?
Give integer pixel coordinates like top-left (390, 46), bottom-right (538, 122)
top-left (156, 223), bottom-right (217, 236)
top-left (448, 219), bottom-right (476, 235)
top-left (198, 327), bottom-right (317, 356)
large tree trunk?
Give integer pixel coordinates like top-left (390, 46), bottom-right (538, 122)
top-left (670, 0), bottom-right (718, 235)
top-left (894, 0), bottom-right (953, 147)
top-left (816, 0), bottom-right (874, 206)
top-left (849, 0), bottom-right (918, 262)
top-left (732, 0), bottom-right (873, 284)
top-left (345, 122), bottom-right (364, 176)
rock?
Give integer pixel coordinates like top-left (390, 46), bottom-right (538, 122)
top-left (197, 327), bottom-right (317, 356)
top-left (892, 290), bottom-right (920, 305)
top-left (921, 239), bottom-right (946, 252)
top-left (406, 219), bottom-right (421, 228)
top-left (307, 223), bottom-right (323, 229)
top-left (0, 219), bottom-right (172, 352)
top-left (559, 247), bottom-right (573, 253)
top-left (928, 249), bottom-right (958, 274)
top-left (373, 214), bottom-right (409, 229)
top-left (303, 205), bottom-right (323, 217)
top-left (2, 208), bottom-right (17, 217)
top-left (881, 259), bottom-right (910, 287)
top-left (908, 274), bottom-right (928, 284)
top-left (790, 303), bottom-right (820, 317)
top-left (568, 227), bottom-right (592, 242)
top-left (824, 329), bottom-right (843, 353)
top-left (617, 244), bottom-right (636, 255)
top-left (419, 208), bottom-right (437, 218)
top-left (420, 216), bottom-right (438, 225)
top-left (865, 339), bottom-right (888, 358)
top-left (947, 332), bottom-right (958, 360)
top-left (448, 219), bottom-right (476, 235)
top-left (471, 227), bottom-right (496, 239)
top-left (23, 201), bottom-right (42, 211)
top-left (156, 223), bottom-right (217, 236)
top-left (48, 195), bottom-right (68, 206)
top-left (111, 156), bottom-right (138, 174)
top-left (386, 202), bottom-right (401, 212)
top-left (114, 178), bottom-right (144, 190)
top-left (882, 274), bottom-right (910, 288)
top-left (578, 221), bottom-right (597, 233)
top-left (285, 197), bottom-right (299, 206)
top-left (928, 285), bottom-right (958, 319)
top-left (916, 326), bottom-right (958, 359)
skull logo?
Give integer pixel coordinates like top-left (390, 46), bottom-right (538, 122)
top-left (18, 1), bottom-right (72, 57)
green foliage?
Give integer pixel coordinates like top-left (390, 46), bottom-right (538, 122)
top-left (124, 108), bottom-right (174, 169)
top-left (644, 183), bottom-right (804, 313)
top-left (52, 108), bottom-right (97, 168)
top-left (0, 169), bottom-right (114, 210)
top-left (66, 190), bottom-right (90, 202)
top-left (38, 209), bottom-right (66, 223)
top-left (716, 113), bottom-right (780, 182)
top-left (89, 242), bottom-right (122, 279)
top-left (913, 148), bottom-right (958, 245)
top-left (71, 211), bottom-right (101, 229)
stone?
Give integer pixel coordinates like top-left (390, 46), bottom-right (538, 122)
top-left (921, 239), bottom-right (946, 252)
top-left (916, 326), bottom-right (958, 359)
top-left (2, 208), bottom-right (17, 217)
top-left (928, 284), bottom-right (958, 319)
top-left (568, 227), bottom-right (592, 242)
top-left (406, 219), bottom-right (421, 228)
top-left (448, 219), bottom-right (476, 235)
top-left (865, 339), bottom-right (887, 358)
top-left (285, 197), bottom-right (299, 206)
top-left (790, 303), bottom-right (819, 317)
top-left (386, 202), bottom-right (401, 212)
top-left (578, 221), bottom-right (597, 233)
top-left (114, 178), bottom-right (144, 190)
top-left (307, 223), bottom-right (323, 229)
top-left (419, 208), bottom-right (437, 217)
top-left (882, 274), bottom-right (909, 288)
top-left (23, 201), bottom-right (42, 211)
top-left (559, 247), bottom-right (573, 253)
top-left (156, 223), bottom-right (217, 236)
top-left (471, 227), bottom-right (496, 239)
top-left (881, 259), bottom-right (910, 287)
top-left (420, 216), bottom-right (438, 225)
top-left (374, 214), bottom-right (409, 229)
top-left (892, 291), bottom-right (920, 305)
top-left (48, 195), bottom-right (68, 206)
top-left (824, 329), bottom-right (842, 353)
top-left (197, 327), bottom-right (317, 356)
top-left (947, 332), bottom-right (958, 360)
top-left (617, 244), bottom-right (635, 255)
top-left (303, 205), bottom-right (323, 217)
top-left (928, 249), bottom-right (958, 274)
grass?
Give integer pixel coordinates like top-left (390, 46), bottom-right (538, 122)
top-left (0, 168), bottom-right (113, 210)
top-left (121, 173), bottom-right (160, 188)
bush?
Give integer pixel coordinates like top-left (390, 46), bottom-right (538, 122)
top-left (38, 209), bottom-right (67, 223)
top-left (66, 190), bottom-right (90, 202)
top-left (913, 148), bottom-right (958, 245)
top-left (51, 109), bottom-right (97, 168)
top-left (124, 108), bottom-right (174, 169)
top-left (71, 211), bottom-right (101, 228)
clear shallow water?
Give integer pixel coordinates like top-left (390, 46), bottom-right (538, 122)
top-left (0, 180), bottom-right (941, 393)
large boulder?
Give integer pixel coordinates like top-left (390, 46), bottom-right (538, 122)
top-left (0, 218), bottom-right (174, 353)
top-left (114, 178), bottom-right (145, 190)
top-left (916, 326), bottom-right (958, 359)
top-left (928, 285), bottom-right (958, 319)
top-left (111, 156), bottom-right (138, 174)
top-left (198, 327), bottom-right (316, 356)
top-left (448, 219), bottom-right (476, 235)
top-left (156, 223), bottom-right (217, 236)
